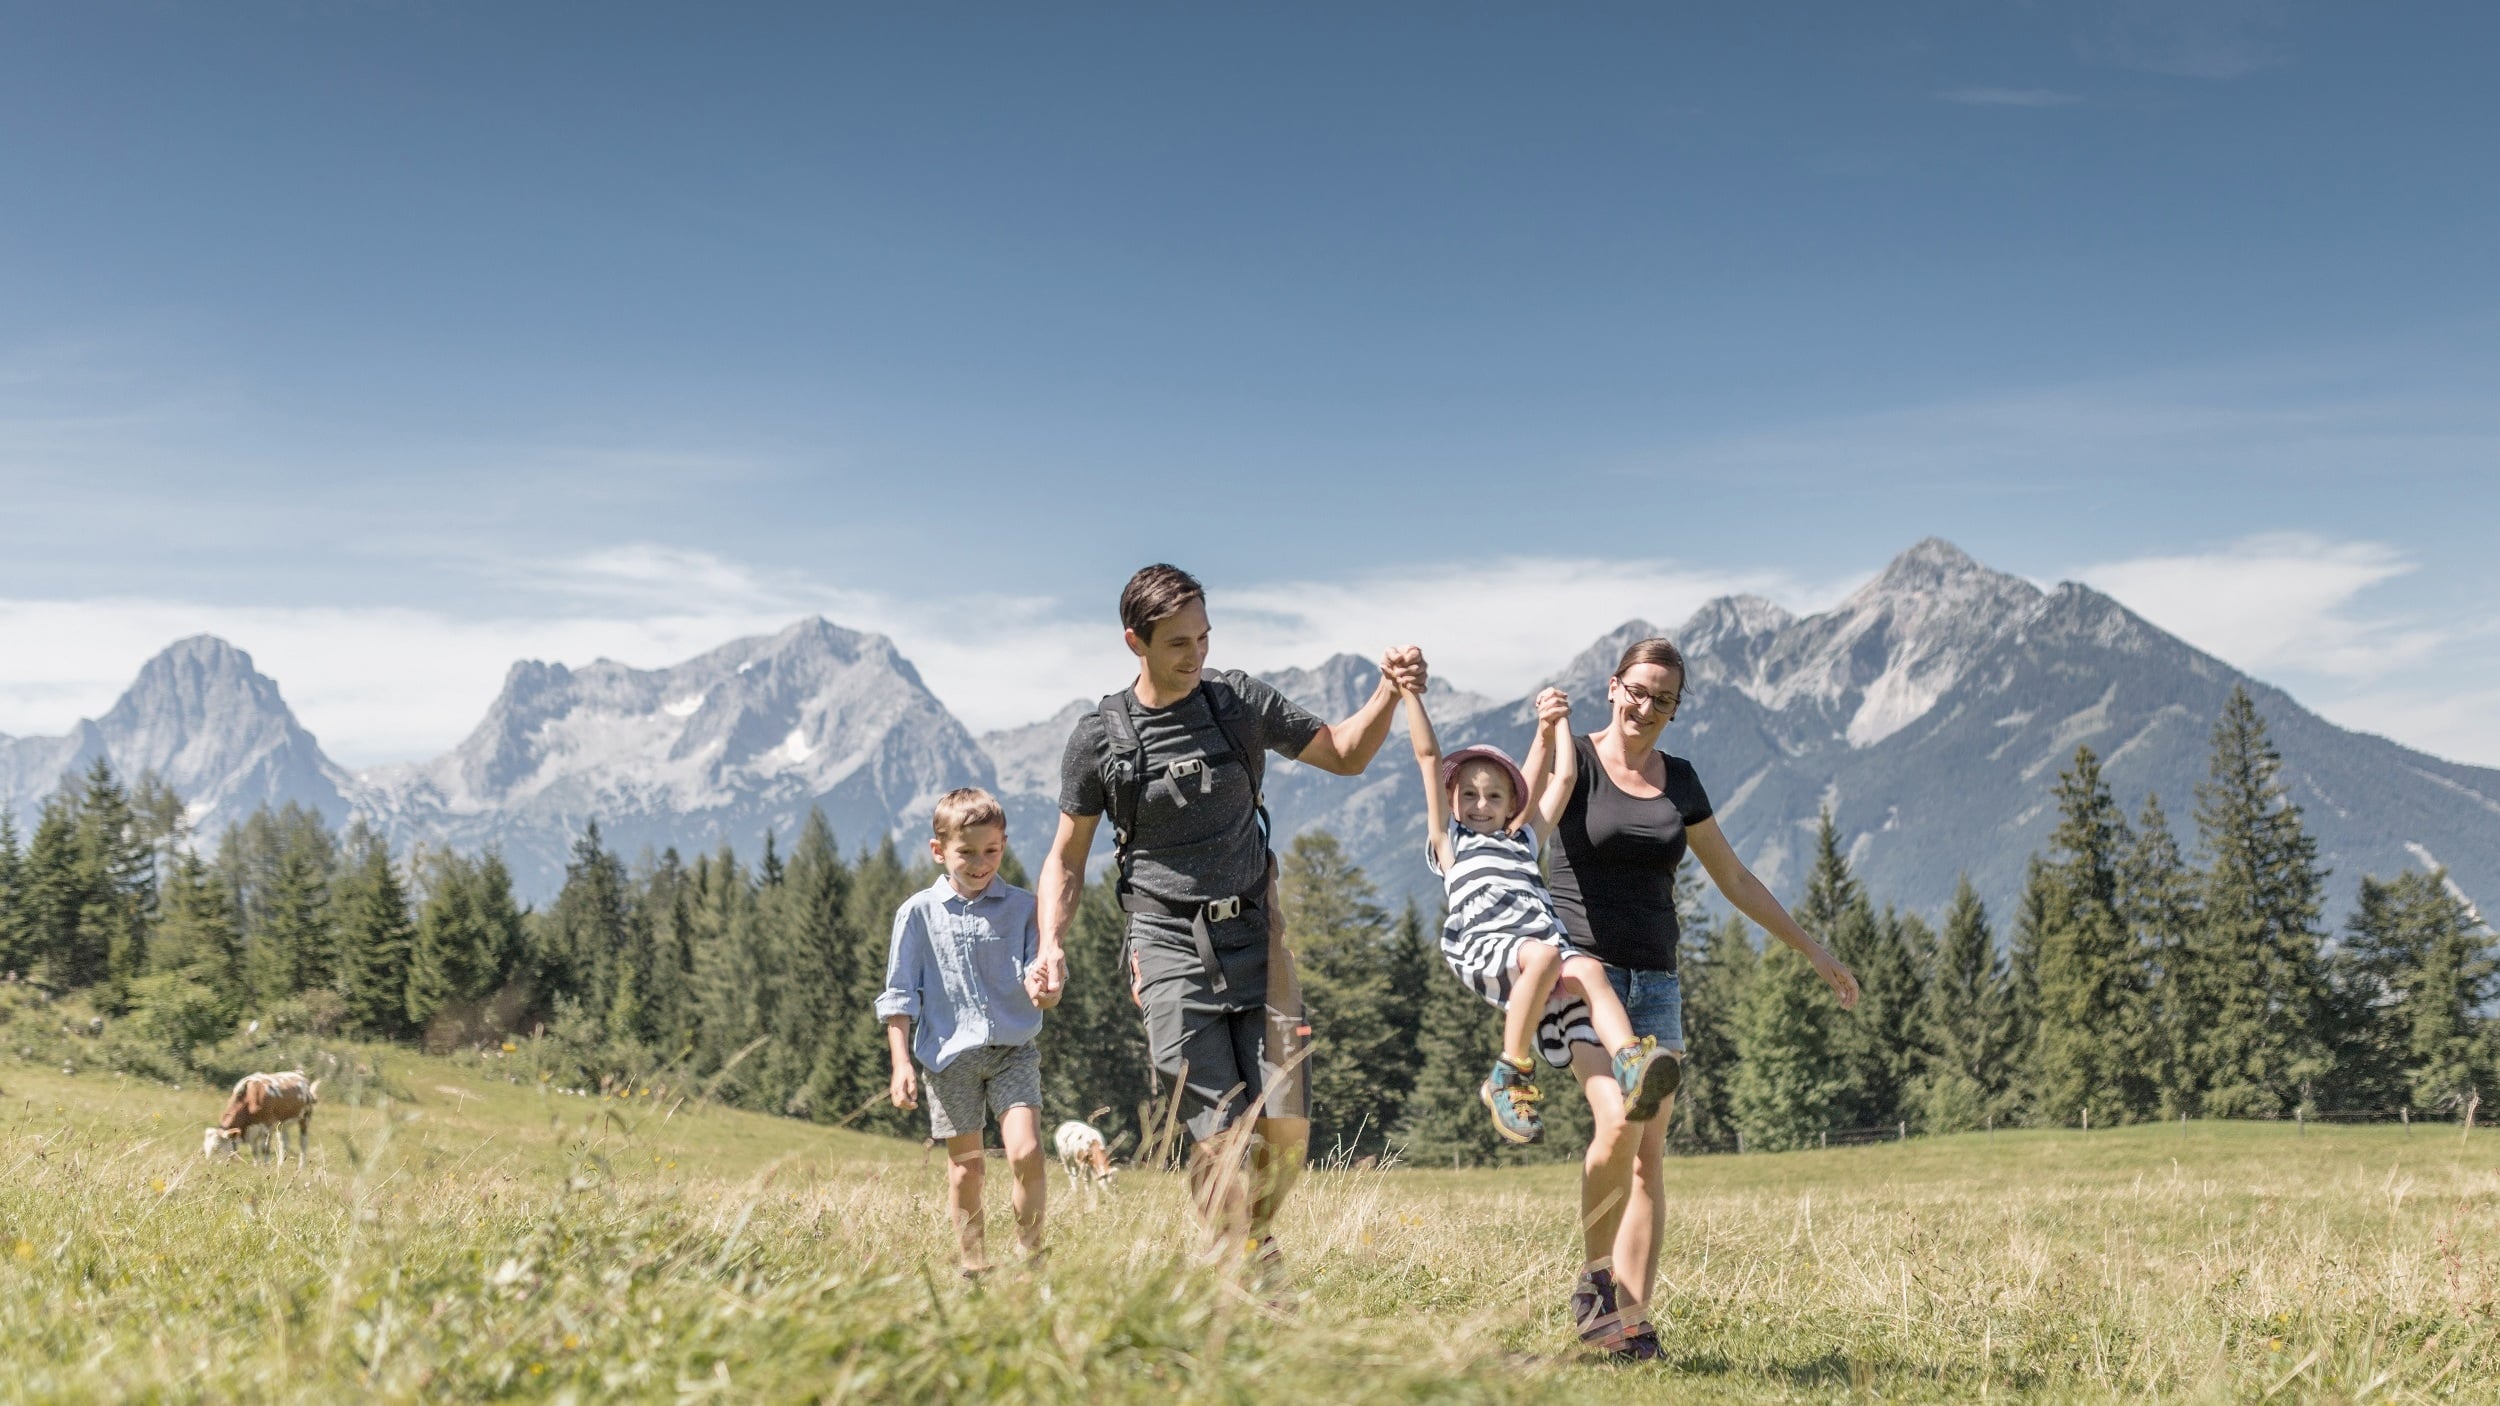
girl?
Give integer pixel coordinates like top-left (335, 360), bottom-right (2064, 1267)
top-left (1401, 684), bottom-right (1674, 1145)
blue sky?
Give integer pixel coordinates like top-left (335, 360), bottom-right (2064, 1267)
top-left (2, 2), bottom-right (2495, 766)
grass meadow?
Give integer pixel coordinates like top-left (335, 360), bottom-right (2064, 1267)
top-left (0, 1038), bottom-right (2493, 1403)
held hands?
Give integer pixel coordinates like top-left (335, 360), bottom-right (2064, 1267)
top-left (1381, 646), bottom-right (1429, 696)
top-left (1024, 963), bottom-right (1062, 1010)
top-left (1029, 946), bottom-right (1066, 1006)
top-left (889, 1062), bottom-right (918, 1111)
top-left (1533, 687), bottom-right (1571, 731)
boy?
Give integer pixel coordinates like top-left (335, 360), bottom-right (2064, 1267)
top-left (877, 787), bottom-right (1058, 1275)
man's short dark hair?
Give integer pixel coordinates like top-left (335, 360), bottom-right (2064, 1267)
top-left (1120, 564), bottom-right (1205, 645)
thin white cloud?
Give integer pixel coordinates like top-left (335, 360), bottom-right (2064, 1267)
top-left (0, 547), bottom-right (1829, 767)
top-left (2324, 687), bottom-right (2500, 773)
top-left (2071, 534), bottom-right (2500, 767)
top-left (1937, 87), bottom-right (2083, 108)
top-left (2074, 533), bottom-right (2442, 679)
top-left (1216, 558), bottom-right (1834, 696)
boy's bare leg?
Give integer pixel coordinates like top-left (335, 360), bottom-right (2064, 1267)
top-left (943, 1133), bottom-right (988, 1272)
top-left (999, 1106), bottom-right (1047, 1258)
top-left (1560, 954), bottom-right (1640, 1055)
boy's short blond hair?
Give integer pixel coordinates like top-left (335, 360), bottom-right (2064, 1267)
top-left (931, 787), bottom-right (1006, 841)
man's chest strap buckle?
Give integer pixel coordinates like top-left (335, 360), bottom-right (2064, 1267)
top-left (1202, 895), bottom-right (1243, 923)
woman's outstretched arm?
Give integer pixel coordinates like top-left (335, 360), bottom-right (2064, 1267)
top-left (1686, 817), bottom-right (1860, 1009)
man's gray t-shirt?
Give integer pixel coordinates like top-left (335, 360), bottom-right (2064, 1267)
top-left (1058, 670), bottom-right (1323, 908)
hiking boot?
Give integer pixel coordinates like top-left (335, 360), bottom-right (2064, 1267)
top-left (1479, 1056), bottom-right (1545, 1145)
top-left (1609, 1323), bottom-right (1665, 1363)
top-left (1571, 1265), bottom-right (1626, 1348)
top-left (1615, 1038), bottom-right (1683, 1123)
top-left (1245, 1235), bottom-right (1293, 1307)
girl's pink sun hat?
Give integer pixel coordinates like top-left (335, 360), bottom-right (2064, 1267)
top-left (1439, 745), bottom-right (1531, 808)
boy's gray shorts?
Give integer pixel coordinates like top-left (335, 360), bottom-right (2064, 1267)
top-left (923, 1043), bottom-right (1041, 1141)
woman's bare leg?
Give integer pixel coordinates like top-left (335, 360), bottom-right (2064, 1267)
top-left (1571, 1041), bottom-right (1637, 1263)
top-left (1612, 1096), bottom-right (1673, 1322)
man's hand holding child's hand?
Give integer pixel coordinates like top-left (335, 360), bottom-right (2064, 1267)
top-left (1025, 963), bottom-right (1061, 1010)
top-left (888, 1063), bottom-right (917, 1111)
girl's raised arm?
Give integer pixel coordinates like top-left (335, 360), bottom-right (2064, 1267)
top-left (1403, 687), bottom-right (1455, 872)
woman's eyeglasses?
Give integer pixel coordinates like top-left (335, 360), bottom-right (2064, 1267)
top-left (1617, 683), bottom-right (1680, 716)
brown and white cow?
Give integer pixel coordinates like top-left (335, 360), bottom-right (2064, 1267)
top-left (202, 1070), bottom-right (320, 1167)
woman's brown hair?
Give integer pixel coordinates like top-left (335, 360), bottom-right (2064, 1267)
top-left (1613, 637), bottom-right (1685, 679)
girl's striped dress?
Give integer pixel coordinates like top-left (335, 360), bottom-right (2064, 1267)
top-left (1429, 818), bottom-right (1597, 1069)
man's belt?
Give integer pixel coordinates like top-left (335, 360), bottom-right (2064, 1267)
top-left (1118, 886), bottom-right (1263, 994)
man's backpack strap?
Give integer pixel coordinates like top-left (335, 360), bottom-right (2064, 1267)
top-left (1200, 676), bottom-right (1272, 850)
top-left (1096, 690), bottom-right (1147, 885)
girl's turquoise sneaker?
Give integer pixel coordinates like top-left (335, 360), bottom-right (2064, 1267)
top-left (1613, 1037), bottom-right (1683, 1123)
top-left (1479, 1055), bottom-right (1545, 1144)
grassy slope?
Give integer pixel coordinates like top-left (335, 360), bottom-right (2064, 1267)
top-left (0, 1043), bottom-right (2493, 1403)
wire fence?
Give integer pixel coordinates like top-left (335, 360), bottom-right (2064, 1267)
top-left (1662, 1094), bottom-right (2487, 1158)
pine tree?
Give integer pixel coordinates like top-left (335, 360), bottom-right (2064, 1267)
top-left (331, 824), bottom-right (417, 1039)
top-left (152, 848), bottom-right (245, 1010)
top-left (83, 762), bottom-right (156, 990)
top-left (1385, 900), bottom-right (1434, 1082)
top-left (640, 848), bottom-right (701, 1059)
top-left (2026, 746), bottom-right (2153, 1125)
top-left (1676, 911), bottom-right (1758, 1148)
top-left (25, 793), bottom-right (90, 989)
top-left (1394, 912), bottom-right (1509, 1168)
top-left (2326, 873), bottom-right (2415, 1113)
top-left (766, 811), bottom-right (861, 1121)
top-left (2342, 869), bottom-right (2496, 1114)
top-left (1283, 830), bottom-right (1408, 1160)
top-left (2004, 855), bottom-right (2050, 1093)
top-left (1798, 811), bottom-right (1909, 1128)
top-left (407, 849), bottom-right (523, 1045)
top-left (689, 847), bottom-right (767, 1103)
top-left (1728, 938), bottom-right (1847, 1151)
top-left (224, 805), bottom-right (339, 1005)
top-left (2186, 687), bottom-right (2330, 1117)
top-left (542, 822), bottom-right (632, 1026)
top-left (2120, 795), bottom-right (2201, 1115)
top-left (1909, 876), bottom-right (2012, 1132)
top-left (0, 810), bottom-right (26, 979)
top-left (130, 846), bottom-right (245, 1053)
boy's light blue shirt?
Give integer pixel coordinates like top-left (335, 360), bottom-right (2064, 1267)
top-left (874, 874), bottom-right (1043, 1073)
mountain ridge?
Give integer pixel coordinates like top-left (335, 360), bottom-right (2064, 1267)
top-left (3, 543), bottom-right (2492, 920)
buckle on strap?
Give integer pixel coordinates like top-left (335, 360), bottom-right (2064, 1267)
top-left (1203, 895), bottom-right (1243, 923)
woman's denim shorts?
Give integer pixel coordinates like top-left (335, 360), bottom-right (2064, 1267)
top-left (1603, 966), bottom-right (1685, 1053)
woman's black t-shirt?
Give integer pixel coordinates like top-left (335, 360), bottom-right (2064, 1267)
top-left (1546, 733), bottom-right (1714, 972)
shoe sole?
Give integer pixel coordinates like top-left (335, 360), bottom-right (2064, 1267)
top-left (1478, 1081), bottom-right (1544, 1145)
top-left (1625, 1051), bottom-right (1683, 1123)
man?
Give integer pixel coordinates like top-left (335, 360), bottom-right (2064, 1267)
top-left (1031, 563), bottom-right (1423, 1263)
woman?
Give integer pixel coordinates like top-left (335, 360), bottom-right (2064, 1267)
top-left (1546, 637), bottom-right (1859, 1360)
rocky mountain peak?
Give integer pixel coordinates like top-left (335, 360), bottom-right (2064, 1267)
top-left (6, 634), bottom-right (355, 832)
